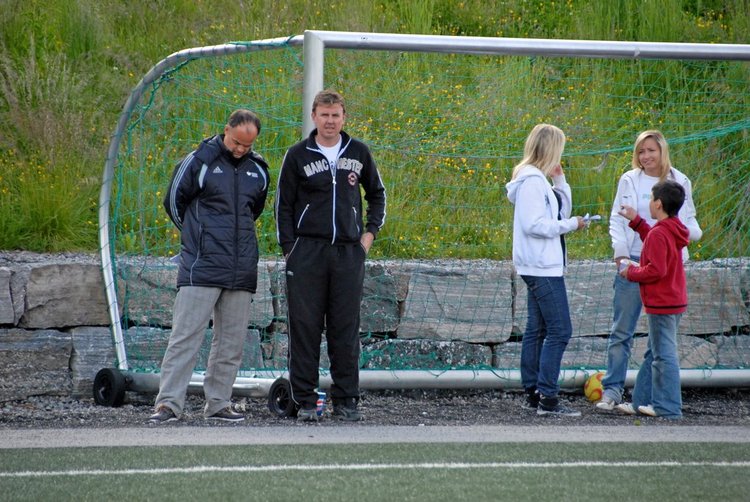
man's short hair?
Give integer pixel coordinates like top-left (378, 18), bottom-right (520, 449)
top-left (652, 179), bottom-right (685, 217)
top-left (228, 109), bottom-right (261, 134)
top-left (312, 89), bottom-right (346, 114)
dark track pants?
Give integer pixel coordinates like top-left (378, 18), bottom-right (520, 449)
top-left (285, 238), bottom-right (365, 408)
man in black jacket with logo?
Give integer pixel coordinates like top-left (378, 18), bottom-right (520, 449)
top-left (149, 109), bottom-right (270, 424)
top-left (275, 90), bottom-right (386, 421)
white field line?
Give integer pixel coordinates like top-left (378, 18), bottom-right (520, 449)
top-left (2, 461), bottom-right (750, 478)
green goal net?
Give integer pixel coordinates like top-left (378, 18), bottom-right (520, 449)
top-left (102, 36), bottom-right (750, 386)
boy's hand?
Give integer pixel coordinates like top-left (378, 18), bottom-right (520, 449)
top-left (618, 205), bottom-right (637, 221)
top-left (618, 263), bottom-right (630, 278)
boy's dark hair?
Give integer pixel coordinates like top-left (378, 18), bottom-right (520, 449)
top-left (652, 179), bottom-right (685, 217)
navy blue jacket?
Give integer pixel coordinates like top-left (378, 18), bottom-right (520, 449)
top-left (275, 129), bottom-right (386, 255)
top-left (164, 134), bottom-right (270, 292)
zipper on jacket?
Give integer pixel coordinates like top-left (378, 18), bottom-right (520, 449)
top-left (190, 221), bottom-right (203, 286)
top-left (330, 159), bottom-right (337, 243)
top-left (233, 166), bottom-right (239, 288)
top-left (296, 204), bottom-right (310, 229)
top-left (307, 139), bottom-right (348, 244)
top-left (352, 207), bottom-right (360, 234)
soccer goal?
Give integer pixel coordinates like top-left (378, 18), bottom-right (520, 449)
top-left (95, 31), bottom-right (750, 406)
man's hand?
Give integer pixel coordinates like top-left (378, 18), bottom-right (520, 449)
top-left (360, 232), bottom-right (374, 254)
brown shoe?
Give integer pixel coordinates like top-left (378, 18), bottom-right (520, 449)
top-left (148, 405), bottom-right (178, 424)
top-left (205, 406), bottom-right (244, 422)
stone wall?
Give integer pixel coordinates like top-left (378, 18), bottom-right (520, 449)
top-left (1, 251), bottom-right (748, 402)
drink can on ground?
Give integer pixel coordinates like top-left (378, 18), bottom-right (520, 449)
top-left (316, 391), bottom-right (326, 416)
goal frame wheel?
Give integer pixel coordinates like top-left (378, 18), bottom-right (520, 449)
top-left (93, 368), bottom-right (127, 407)
top-left (267, 377), bottom-right (298, 418)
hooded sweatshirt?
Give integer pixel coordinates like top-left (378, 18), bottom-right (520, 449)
top-left (609, 167), bottom-right (701, 262)
top-left (626, 215), bottom-right (690, 314)
top-left (505, 165), bottom-right (579, 277)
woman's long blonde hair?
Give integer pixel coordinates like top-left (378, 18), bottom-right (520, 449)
top-left (632, 129), bottom-right (672, 180)
top-left (511, 124), bottom-right (566, 180)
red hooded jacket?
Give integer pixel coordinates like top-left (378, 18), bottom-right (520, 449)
top-left (626, 215), bottom-right (690, 314)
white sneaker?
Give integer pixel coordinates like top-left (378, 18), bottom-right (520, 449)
top-left (638, 405), bottom-right (658, 417)
top-left (595, 396), bottom-right (616, 411)
top-left (615, 402), bottom-right (636, 415)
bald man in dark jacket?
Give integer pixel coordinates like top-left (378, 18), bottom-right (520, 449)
top-left (149, 109), bottom-right (270, 424)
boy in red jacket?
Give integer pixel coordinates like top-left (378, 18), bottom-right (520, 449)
top-left (617, 179), bottom-right (689, 419)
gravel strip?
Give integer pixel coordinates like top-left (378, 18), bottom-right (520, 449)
top-left (1, 388), bottom-right (748, 429)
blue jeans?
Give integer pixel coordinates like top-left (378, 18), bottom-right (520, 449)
top-left (601, 271), bottom-right (642, 403)
top-left (520, 275), bottom-right (573, 398)
top-left (631, 313), bottom-right (683, 419)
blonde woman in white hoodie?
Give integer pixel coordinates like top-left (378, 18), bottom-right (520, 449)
top-left (506, 124), bottom-right (586, 417)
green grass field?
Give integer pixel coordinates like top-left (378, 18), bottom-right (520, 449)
top-left (1, 442), bottom-right (748, 501)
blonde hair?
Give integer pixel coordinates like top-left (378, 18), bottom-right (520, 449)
top-left (632, 129), bottom-right (671, 180)
top-left (511, 124), bottom-right (566, 180)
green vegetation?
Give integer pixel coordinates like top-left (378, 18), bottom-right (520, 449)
top-left (1, 0), bottom-right (748, 256)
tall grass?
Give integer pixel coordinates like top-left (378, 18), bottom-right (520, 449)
top-left (0, 0), bottom-right (748, 254)
top-left (0, 152), bottom-right (97, 250)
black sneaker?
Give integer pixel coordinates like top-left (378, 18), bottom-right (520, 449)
top-left (522, 388), bottom-right (539, 410)
top-left (148, 405), bottom-right (178, 424)
top-left (537, 395), bottom-right (581, 417)
top-left (205, 406), bottom-right (244, 422)
top-left (333, 398), bottom-right (362, 422)
top-left (297, 407), bottom-right (319, 422)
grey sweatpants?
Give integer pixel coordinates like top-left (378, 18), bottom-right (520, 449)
top-left (154, 286), bottom-right (252, 417)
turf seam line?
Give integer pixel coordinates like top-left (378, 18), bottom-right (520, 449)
top-left (2, 461), bottom-right (750, 477)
